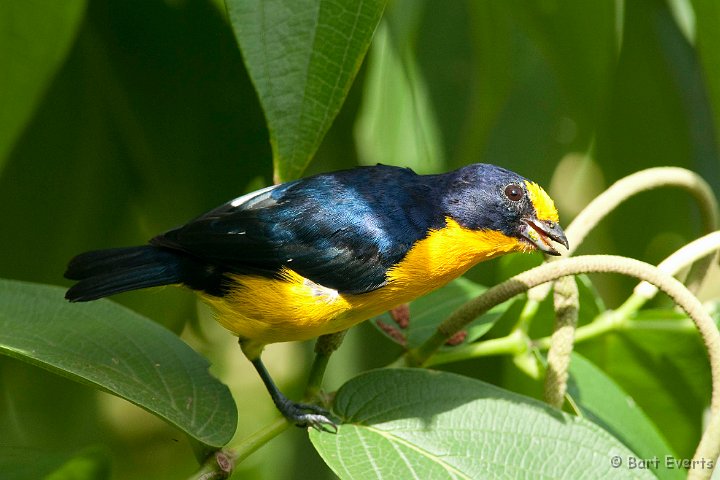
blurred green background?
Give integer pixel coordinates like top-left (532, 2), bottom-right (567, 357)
top-left (1, 0), bottom-right (719, 478)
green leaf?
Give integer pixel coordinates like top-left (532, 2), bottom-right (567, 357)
top-left (568, 352), bottom-right (683, 480)
top-left (0, 0), bottom-right (86, 168)
top-left (577, 309), bottom-right (710, 459)
top-left (354, 1), bottom-right (445, 174)
top-left (227, 0), bottom-right (387, 182)
top-left (311, 368), bottom-right (651, 479)
top-left (372, 277), bottom-right (513, 348)
top-left (0, 279), bottom-right (236, 448)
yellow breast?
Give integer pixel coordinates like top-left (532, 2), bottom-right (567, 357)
top-left (201, 217), bottom-right (526, 356)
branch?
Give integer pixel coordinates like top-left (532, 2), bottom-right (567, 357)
top-left (187, 418), bottom-right (290, 479)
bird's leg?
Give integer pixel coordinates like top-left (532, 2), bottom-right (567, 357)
top-left (250, 356), bottom-right (337, 432)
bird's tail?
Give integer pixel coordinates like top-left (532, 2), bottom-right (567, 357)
top-left (65, 246), bottom-right (184, 302)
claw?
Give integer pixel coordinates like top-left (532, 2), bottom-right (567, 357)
top-left (280, 399), bottom-right (338, 432)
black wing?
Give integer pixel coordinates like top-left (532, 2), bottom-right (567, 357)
top-left (152, 166), bottom-right (443, 294)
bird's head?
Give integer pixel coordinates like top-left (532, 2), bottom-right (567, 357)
top-left (441, 164), bottom-right (569, 256)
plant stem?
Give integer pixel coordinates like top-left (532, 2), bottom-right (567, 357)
top-left (514, 297), bottom-right (539, 332)
top-left (623, 318), bottom-right (695, 331)
top-left (424, 330), bottom-right (526, 366)
top-left (405, 330), bottom-right (447, 366)
top-left (305, 331), bottom-right (347, 399)
top-left (186, 450), bottom-right (236, 480)
top-left (232, 417), bottom-right (290, 464)
top-left (430, 305), bottom-right (699, 366)
top-left (305, 353), bottom-right (331, 400)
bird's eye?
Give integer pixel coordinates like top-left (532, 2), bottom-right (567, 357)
top-left (504, 184), bottom-right (524, 201)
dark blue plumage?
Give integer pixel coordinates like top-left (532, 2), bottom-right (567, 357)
top-left (150, 164), bottom-right (531, 294)
top-left (66, 163), bottom-right (554, 302)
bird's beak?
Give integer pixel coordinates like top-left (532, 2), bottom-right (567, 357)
top-left (520, 218), bottom-right (569, 256)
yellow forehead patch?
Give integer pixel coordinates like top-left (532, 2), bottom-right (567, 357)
top-left (524, 181), bottom-right (559, 222)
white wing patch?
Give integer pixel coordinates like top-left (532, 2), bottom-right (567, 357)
top-left (230, 184), bottom-right (280, 208)
top-left (303, 277), bottom-right (340, 302)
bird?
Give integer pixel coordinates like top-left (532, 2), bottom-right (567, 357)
top-left (64, 163), bottom-right (568, 430)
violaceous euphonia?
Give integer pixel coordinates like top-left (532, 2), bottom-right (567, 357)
top-left (65, 163), bottom-right (567, 430)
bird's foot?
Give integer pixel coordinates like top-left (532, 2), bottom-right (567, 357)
top-left (248, 356), bottom-right (338, 432)
top-left (277, 398), bottom-right (338, 433)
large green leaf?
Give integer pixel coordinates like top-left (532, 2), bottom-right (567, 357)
top-left (568, 352), bottom-right (682, 480)
top-left (0, 279), bottom-right (236, 448)
top-left (0, 0), bottom-right (86, 168)
top-left (227, 0), bottom-right (387, 182)
top-left (311, 368), bottom-right (651, 479)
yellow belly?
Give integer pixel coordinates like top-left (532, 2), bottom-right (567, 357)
top-left (200, 218), bottom-right (526, 357)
